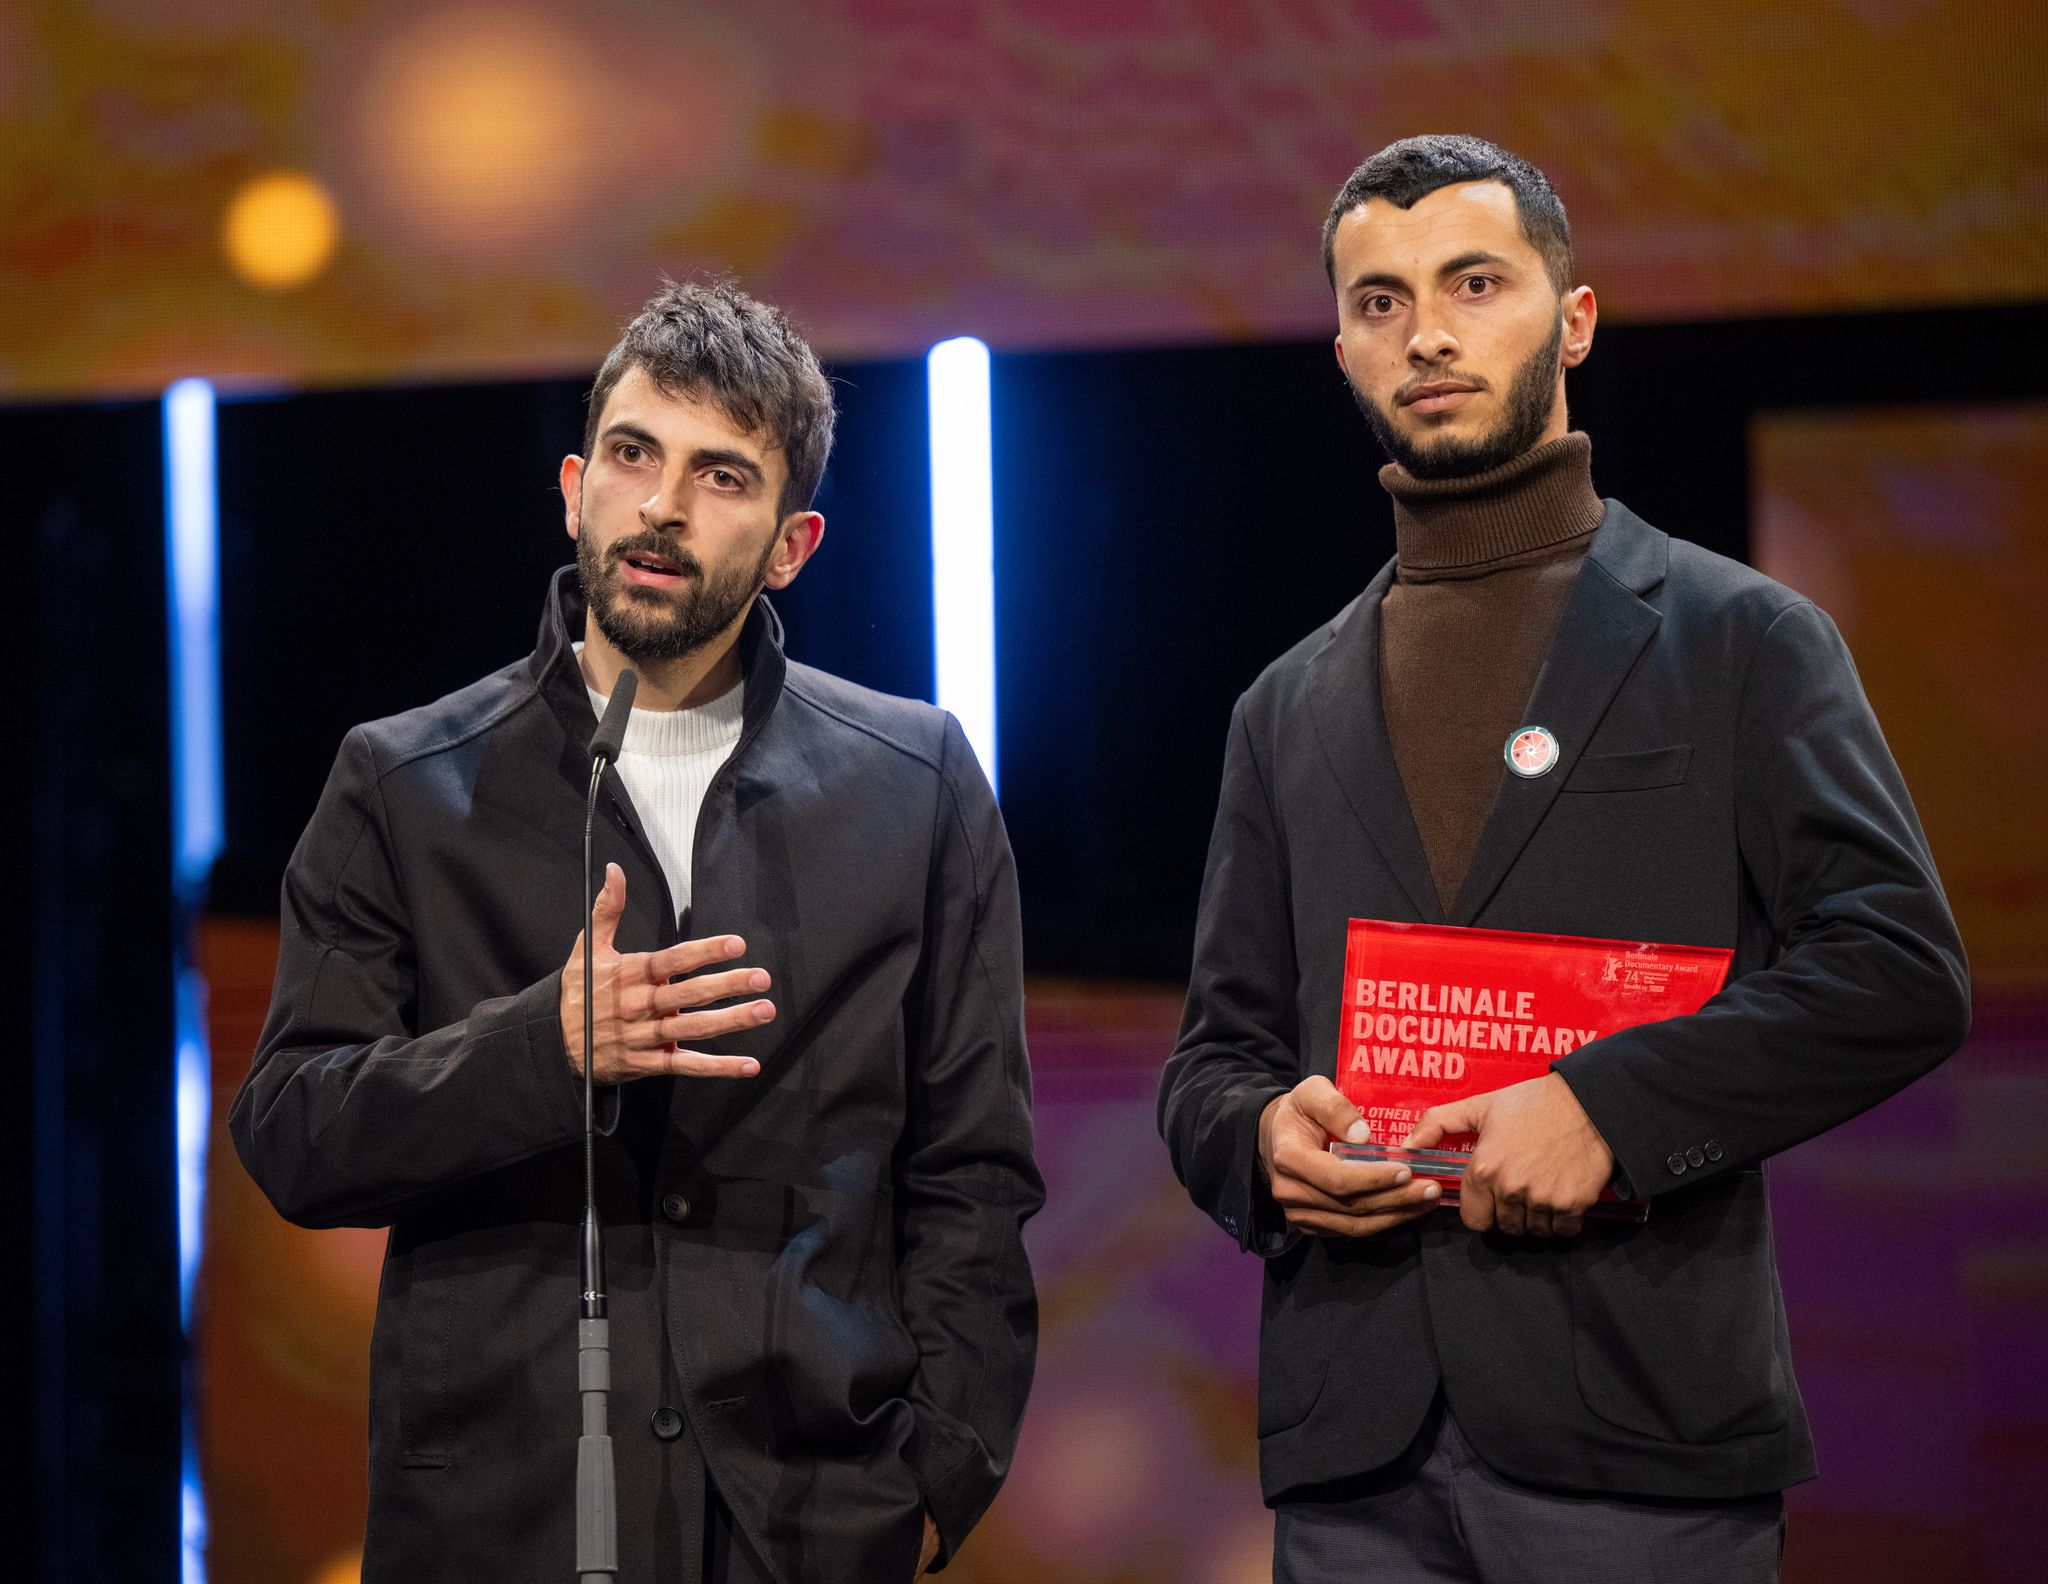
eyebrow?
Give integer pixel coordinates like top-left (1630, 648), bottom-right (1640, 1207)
top-left (1343, 249), bottom-right (1517, 296)
top-left (688, 447), bottom-right (767, 487)
top-left (598, 420), bottom-right (663, 452)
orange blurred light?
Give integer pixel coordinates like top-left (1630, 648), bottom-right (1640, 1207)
top-left (308, 1549), bottom-right (363, 1584)
top-left (354, 7), bottom-right (602, 254)
top-left (223, 172), bottom-right (341, 290)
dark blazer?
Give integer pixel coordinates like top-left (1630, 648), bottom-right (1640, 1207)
top-left (232, 571), bottom-right (1042, 1583)
top-left (1158, 503), bottom-right (1968, 1504)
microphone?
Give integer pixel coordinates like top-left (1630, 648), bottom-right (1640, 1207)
top-left (587, 668), bottom-right (638, 763)
top-left (577, 667), bottom-right (635, 1581)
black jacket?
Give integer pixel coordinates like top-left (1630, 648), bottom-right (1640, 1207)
top-left (232, 571), bottom-right (1042, 1582)
top-left (1159, 504), bottom-right (1968, 1504)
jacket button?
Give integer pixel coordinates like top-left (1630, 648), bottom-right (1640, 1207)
top-left (650, 1406), bottom-right (683, 1441)
top-left (660, 1193), bottom-right (691, 1224)
top-left (1686, 1146), bottom-right (1706, 1169)
top-left (1666, 1153), bottom-right (1688, 1176)
top-left (1704, 1140), bottom-right (1724, 1162)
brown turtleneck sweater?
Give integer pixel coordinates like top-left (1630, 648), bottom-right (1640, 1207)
top-left (1378, 432), bottom-right (1606, 912)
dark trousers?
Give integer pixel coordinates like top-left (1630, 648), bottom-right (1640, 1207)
top-left (1274, 1400), bottom-right (1784, 1584)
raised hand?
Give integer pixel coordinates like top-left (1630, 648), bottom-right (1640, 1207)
top-left (558, 863), bottom-right (776, 1085)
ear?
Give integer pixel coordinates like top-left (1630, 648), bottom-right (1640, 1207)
top-left (1333, 335), bottom-right (1350, 377)
top-left (560, 454), bottom-right (586, 544)
top-left (763, 511), bottom-right (825, 591)
top-left (1561, 285), bottom-right (1597, 370)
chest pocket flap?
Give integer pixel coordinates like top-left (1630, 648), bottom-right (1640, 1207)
top-left (1564, 744), bottom-right (1691, 793)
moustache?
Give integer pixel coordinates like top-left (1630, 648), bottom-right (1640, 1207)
top-left (606, 533), bottom-right (705, 579)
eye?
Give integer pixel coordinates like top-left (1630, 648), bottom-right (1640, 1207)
top-left (705, 468), bottom-right (743, 491)
top-left (1362, 293), bottom-right (1398, 317)
top-left (1461, 275), bottom-right (1497, 297)
top-left (614, 442), bottom-right (646, 464)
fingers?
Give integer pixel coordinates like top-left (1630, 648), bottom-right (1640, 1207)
top-left (600, 1042), bottom-right (764, 1083)
top-left (647, 966), bottom-right (770, 1017)
top-left (590, 863), bottom-right (627, 952)
top-left (645, 933), bottom-right (750, 982)
top-left (649, 998), bottom-right (776, 1049)
top-left (1277, 1145), bottom-right (1418, 1207)
top-left (1458, 1170), bottom-right (1588, 1238)
top-left (625, 966), bottom-right (775, 1049)
top-left (1293, 1076), bottom-right (1371, 1147)
top-left (1405, 1097), bottom-right (1481, 1149)
top-left (1458, 1170), bottom-right (1497, 1234)
top-left (1269, 1153), bottom-right (1443, 1221)
top-left (661, 1051), bottom-right (761, 1081)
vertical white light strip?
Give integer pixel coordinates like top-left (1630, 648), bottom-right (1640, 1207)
top-left (926, 336), bottom-right (998, 794)
top-left (163, 376), bottom-right (219, 1584)
top-left (166, 378), bottom-right (223, 897)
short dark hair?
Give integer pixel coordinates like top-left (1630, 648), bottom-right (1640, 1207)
top-left (584, 277), bottom-right (837, 517)
top-left (1322, 135), bottom-right (1573, 295)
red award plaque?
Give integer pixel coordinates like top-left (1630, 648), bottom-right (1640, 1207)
top-left (1330, 920), bottom-right (1733, 1217)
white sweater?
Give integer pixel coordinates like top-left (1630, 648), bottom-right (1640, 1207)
top-left (584, 673), bottom-right (745, 920)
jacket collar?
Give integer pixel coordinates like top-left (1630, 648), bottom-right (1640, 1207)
top-left (1306, 501), bottom-right (1669, 925)
top-left (530, 565), bottom-right (791, 796)
top-left (1306, 557), bottom-right (1438, 921)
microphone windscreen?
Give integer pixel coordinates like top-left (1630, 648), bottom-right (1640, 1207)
top-left (587, 668), bottom-right (638, 762)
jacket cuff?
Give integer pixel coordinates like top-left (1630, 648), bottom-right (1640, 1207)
top-left (517, 968), bottom-right (626, 1138)
top-left (906, 1429), bottom-right (995, 1573)
top-left (509, 970), bottom-right (580, 1135)
top-left (1552, 1042), bottom-right (1733, 1200)
top-left (1228, 1085), bottom-right (1300, 1257)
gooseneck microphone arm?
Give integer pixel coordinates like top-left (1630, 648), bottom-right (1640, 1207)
top-left (577, 667), bottom-right (636, 1582)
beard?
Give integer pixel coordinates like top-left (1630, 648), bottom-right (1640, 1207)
top-left (576, 518), bottom-right (779, 665)
top-left (1350, 313), bottom-right (1564, 480)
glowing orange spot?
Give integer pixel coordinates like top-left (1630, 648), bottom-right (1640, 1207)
top-left (354, 8), bottom-right (601, 253)
top-left (308, 1550), bottom-right (362, 1584)
top-left (223, 173), bottom-right (341, 290)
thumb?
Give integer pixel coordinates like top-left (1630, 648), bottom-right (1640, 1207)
top-left (591, 862), bottom-right (626, 951)
top-left (1295, 1076), bottom-right (1371, 1146)
top-left (1404, 1096), bottom-right (1482, 1149)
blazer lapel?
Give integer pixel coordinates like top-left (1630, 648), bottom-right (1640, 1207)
top-left (1447, 504), bottom-right (1669, 925)
top-left (1306, 562), bottom-right (1443, 923)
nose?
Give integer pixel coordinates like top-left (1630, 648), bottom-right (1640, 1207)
top-left (639, 464), bottom-right (689, 533)
top-left (1406, 307), bottom-right (1460, 368)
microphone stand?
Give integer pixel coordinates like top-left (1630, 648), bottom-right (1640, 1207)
top-left (577, 669), bottom-right (636, 1581)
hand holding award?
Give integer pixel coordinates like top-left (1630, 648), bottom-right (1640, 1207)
top-left (1404, 1073), bottom-right (1615, 1238)
top-left (1257, 1076), bottom-right (1444, 1238)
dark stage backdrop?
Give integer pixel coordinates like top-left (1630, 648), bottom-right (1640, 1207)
top-left (3, 400), bottom-right (182, 1581)
top-left (204, 304), bottom-right (2038, 981)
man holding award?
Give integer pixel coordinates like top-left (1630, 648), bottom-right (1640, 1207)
top-left (1158, 136), bottom-right (1968, 1581)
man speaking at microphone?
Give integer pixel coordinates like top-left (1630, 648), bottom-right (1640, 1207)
top-left (232, 278), bottom-right (1041, 1583)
